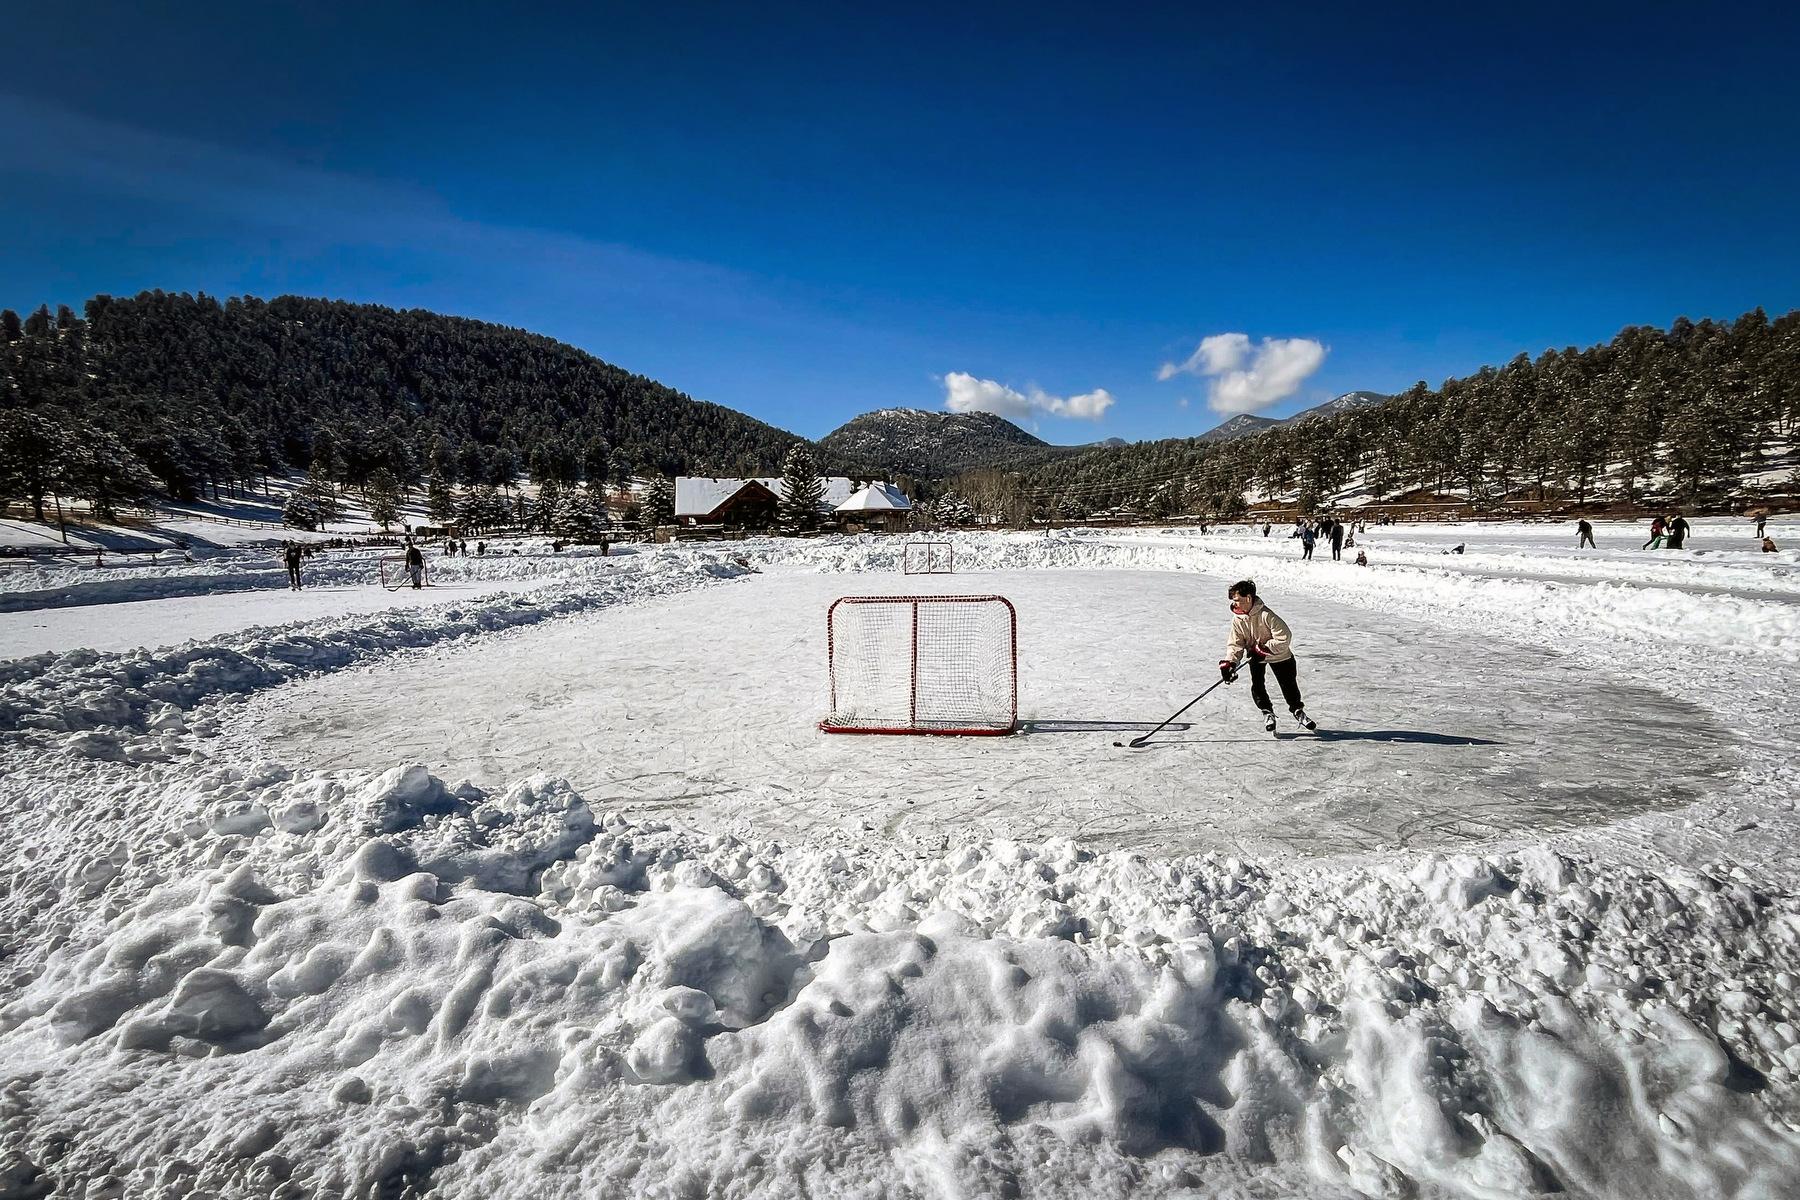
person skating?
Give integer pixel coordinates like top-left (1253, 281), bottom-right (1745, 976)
top-left (1643, 515), bottom-right (1665, 550)
top-left (1577, 518), bottom-right (1595, 549)
top-left (1300, 525), bottom-right (1316, 560)
top-left (1756, 514), bottom-right (1767, 539)
top-left (1329, 519), bottom-right (1345, 561)
top-left (282, 540), bottom-right (304, 590)
top-left (1667, 511), bottom-right (1690, 549)
top-left (1218, 579), bottom-right (1314, 733)
top-left (403, 539), bottom-right (426, 589)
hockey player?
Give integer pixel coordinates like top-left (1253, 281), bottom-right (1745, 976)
top-left (403, 539), bottom-right (426, 589)
top-left (282, 540), bottom-right (303, 591)
top-left (1577, 519), bottom-right (1595, 548)
top-left (1218, 579), bottom-right (1315, 734)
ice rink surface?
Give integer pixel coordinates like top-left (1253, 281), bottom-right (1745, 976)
top-left (231, 567), bottom-right (1736, 857)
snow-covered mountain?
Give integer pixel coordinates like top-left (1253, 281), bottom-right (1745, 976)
top-left (819, 408), bottom-right (1063, 476)
top-left (1198, 391), bottom-right (1391, 442)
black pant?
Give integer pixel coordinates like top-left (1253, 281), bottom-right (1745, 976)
top-left (1302, 543), bottom-right (1314, 559)
top-left (1250, 657), bottom-right (1304, 714)
top-left (1331, 541), bottom-right (1343, 560)
top-left (286, 563), bottom-right (301, 588)
top-left (1579, 533), bottom-right (1594, 548)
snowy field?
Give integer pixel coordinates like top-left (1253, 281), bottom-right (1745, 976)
top-left (3, 520), bottom-right (1800, 1199)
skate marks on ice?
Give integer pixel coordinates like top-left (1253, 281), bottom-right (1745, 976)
top-left (232, 569), bottom-right (1739, 860)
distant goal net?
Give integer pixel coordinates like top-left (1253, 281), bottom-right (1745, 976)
top-left (820, 594), bottom-right (1017, 735)
top-left (902, 541), bottom-right (954, 574)
top-left (378, 555), bottom-right (428, 591)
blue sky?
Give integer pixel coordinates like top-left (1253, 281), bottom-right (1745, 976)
top-left (3, 2), bottom-right (1798, 443)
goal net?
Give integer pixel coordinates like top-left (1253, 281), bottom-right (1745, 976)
top-left (378, 555), bottom-right (428, 591)
top-left (820, 594), bottom-right (1017, 735)
top-left (902, 541), bottom-right (954, 574)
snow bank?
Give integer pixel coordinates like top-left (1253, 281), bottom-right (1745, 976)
top-left (0, 549), bottom-right (743, 739)
top-left (2, 760), bottom-right (1796, 1198)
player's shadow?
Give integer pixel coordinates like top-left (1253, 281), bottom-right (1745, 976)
top-left (1147, 729), bottom-right (1503, 746)
top-left (1308, 729), bottom-right (1501, 746)
top-left (1018, 719), bottom-right (1185, 735)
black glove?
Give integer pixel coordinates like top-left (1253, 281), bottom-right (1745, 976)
top-left (1219, 661), bottom-right (1236, 683)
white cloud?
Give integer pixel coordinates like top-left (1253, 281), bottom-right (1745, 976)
top-left (942, 372), bottom-right (1115, 422)
top-left (1157, 334), bottom-right (1327, 415)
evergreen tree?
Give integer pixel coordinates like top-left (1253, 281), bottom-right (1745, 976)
top-left (0, 409), bottom-right (69, 522)
top-left (640, 475), bottom-right (676, 531)
top-left (283, 473), bottom-right (344, 532)
top-left (532, 476), bottom-right (564, 531)
top-left (426, 473), bottom-right (456, 526)
top-left (553, 489), bottom-right (612, 542)
top-left (22, 305), bottom-right (51, 338)
top-left (429, 434), bottom-right (460, 486)
top-left (364, 468), bottom-right (403, 531)
top-left (1, 310), bottom-right (21, 341)
top-left (779, 444), bottom-right (825, 531)
top-left (583, 435), bottom-right (611, 491)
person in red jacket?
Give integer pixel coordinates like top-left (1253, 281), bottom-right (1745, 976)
top-left (1219, 579), bottom-right (1316, 734)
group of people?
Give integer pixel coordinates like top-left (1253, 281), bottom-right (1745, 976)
top-left (1293, 517), bottom-right (1361, 562)
top-left (1640, 512), bottom-right (1692, 550)
top-left (1575, 513), bottom-right (1781, 552)
top-left (281, 537), bottom-right (428, 590)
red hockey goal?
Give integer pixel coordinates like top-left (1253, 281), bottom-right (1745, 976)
top-left (902, 541), bottom-right (954, 574)
top-left (820, 594), bottom-right (1017, 735)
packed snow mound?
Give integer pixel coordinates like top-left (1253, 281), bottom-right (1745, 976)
top-left (0, 550), bottom-right (746, 738)
top-left (2, 764), bottom-right (1797, 1199)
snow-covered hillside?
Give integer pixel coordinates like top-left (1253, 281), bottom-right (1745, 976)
top-left (2, 519), bottom-right (1799, 1198)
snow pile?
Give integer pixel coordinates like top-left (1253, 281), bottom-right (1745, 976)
top-left (2, 759), bottom-right (1797, 1198)
top-left (0, 549), bottom-right (744, 740)
top-left (0, 541), bottom-right (629, 611)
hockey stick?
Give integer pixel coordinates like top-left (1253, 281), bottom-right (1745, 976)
top-left (1114, 662), bottom-right (1243, 749)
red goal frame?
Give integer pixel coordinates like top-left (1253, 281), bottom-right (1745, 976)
top-left (820, 594), bottom-right (1017, 736)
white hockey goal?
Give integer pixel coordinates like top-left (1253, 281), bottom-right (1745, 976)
top-left (820, 594), bottom-right (1017, 735)
top-left (902, 541), bottom-right (954, 574)
top-left (378, 555), bottom-right (428, 591)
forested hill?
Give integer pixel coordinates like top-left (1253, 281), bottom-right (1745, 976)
top-left (820, 408), bottom-right (1070, 477)
top-left (0, 292), bottom-right (804, 501)
top-left (998, 308), bottom-right (1799, 520)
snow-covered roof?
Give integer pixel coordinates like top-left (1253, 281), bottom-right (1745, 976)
top-left (836, 482), bottom-right (912, 512)
top-left (753, 476), bottom-right (857, 510)
top-left (674, 477), bottom-right (756, 518)
top-left (673, 476), bottom-right (855, 517)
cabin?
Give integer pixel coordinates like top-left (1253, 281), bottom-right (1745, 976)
top-left (835, 481), bottom-right (913, 532)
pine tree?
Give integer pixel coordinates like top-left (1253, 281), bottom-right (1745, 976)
top-left (583, 435), bottom-right (611, 492)
top-left (553, 489), bottom-right (612, 542)
top-left (640, 475), bottom-right (675, 531)
top-left (364, 468), bottom-right (402, 531)
top-left (0, 410), bottom-right (69, 522)
top-left (532, 476), bottom-right (564, 531)
top-left (779, 444), bottom-right (824, 531)
top-left (425, 473), bottom-right (455, 526)
top-left (283, 473), bottom-right (344, 532)
top-left (1, 310), bottom-right (21, 341)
